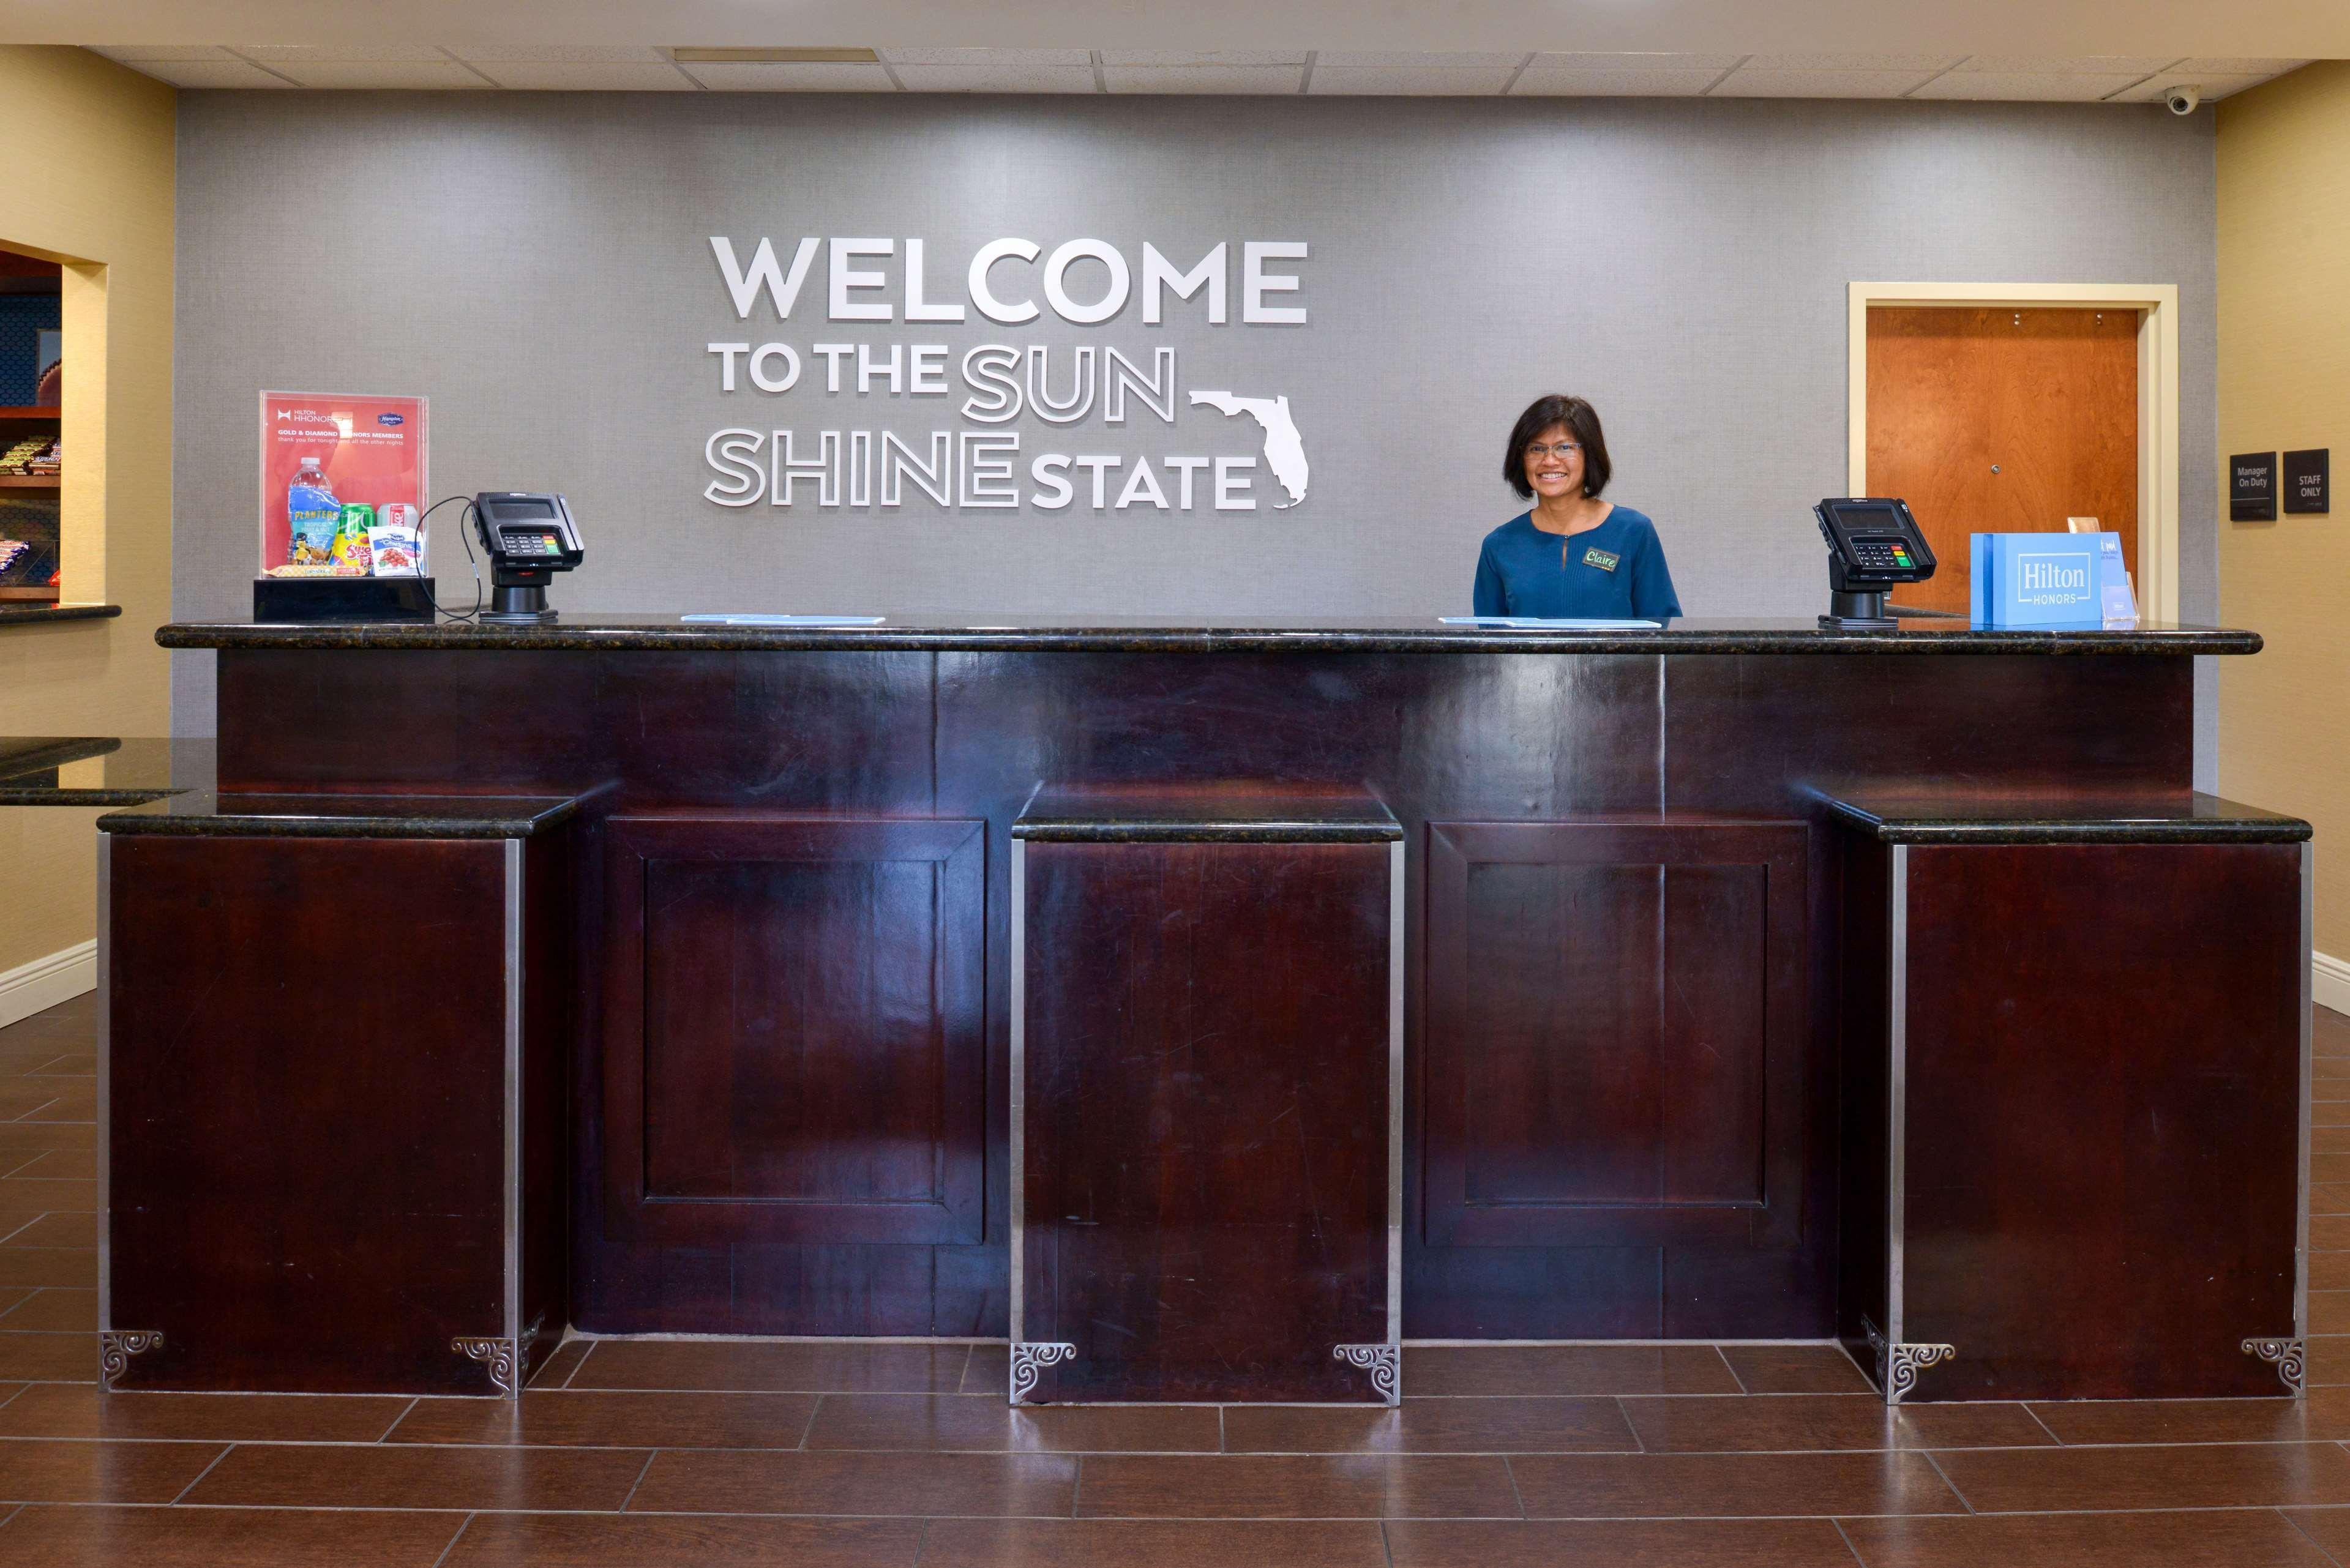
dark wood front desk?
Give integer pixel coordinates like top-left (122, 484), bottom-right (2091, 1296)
top-left (84, 614), bottom-right (2308, 1405)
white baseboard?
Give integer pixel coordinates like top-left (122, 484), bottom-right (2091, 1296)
top-left (0, 939), bottom-right (97, 1031)
top-left (2318, 950), bottom-right (2350, 1020)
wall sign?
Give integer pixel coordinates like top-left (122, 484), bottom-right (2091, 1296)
top-left (2230, 451), bottom-right (2277, 521)
top-left (2283, 448), bottom-right (2329, 515)
top-left (699, 235), bottom-right (1312, 517)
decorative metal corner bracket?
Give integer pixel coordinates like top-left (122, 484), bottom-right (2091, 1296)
top-left (1009, 1342), bottom-right (1076, 1403)
top-left (1862, 1316), bottom-right (1955, 1406)
top-left (453, 1336), bottom-right (520, 1398)
top-left (99, 1330), bottom-right (164, 1390)
top-left (2243, 1337), bottom-right (2307, 1396)
top-left (1333, 1343), bottom-right (1401, 1405)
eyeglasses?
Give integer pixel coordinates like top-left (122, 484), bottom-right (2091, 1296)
top-left (1524, 442), bottom-right (1582, 460)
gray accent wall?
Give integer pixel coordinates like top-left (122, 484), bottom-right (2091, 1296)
top-left (171, 91), bottom-right (2221, 769)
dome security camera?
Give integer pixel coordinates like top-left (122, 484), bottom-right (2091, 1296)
top-left (2166, 85), bottom-right (2203, 116)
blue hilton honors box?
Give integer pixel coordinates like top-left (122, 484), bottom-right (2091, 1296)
top-left (1970, 532), bottom-right (2139, 628)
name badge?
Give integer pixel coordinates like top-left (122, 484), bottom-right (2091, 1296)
top-left (1581, 546), bottom-right (1620, 572)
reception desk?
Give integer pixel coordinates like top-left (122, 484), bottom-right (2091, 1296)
top-left (88, 613), bottom-right (2307, 1404)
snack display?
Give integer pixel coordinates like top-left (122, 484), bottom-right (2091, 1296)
top-left (264, 562), bottom-right (370, 578)
top-left (0, 540), bottom-right (24, 575)
top-left (367, 515), bottom-right (421, 576)
top-left (0, 437), bottom-right (58, 476)
top-left (331, 502), bottom-right (374, 571)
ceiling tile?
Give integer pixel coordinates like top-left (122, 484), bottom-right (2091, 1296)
top-left (471, 62), bottom-right (700, 90)
top-left (1098, 50), bottom-right (1305, 67)
top-left (1102, 65), bottom-right (1304, 94)
top-left (232, 43), bottom-right (455, 63)
top-left (881, 48), bottom-right (1093, 66)
top-left (447, 45), bottom-right (670, 64)
top-left (678, 61), bottom-right (899, 91)
top-left (1714, 67), bottom-right (1944, 97)
top-left (269, 61), bottom-right (491, 88)
top-left (1511, 66), bottom-right (1724, 95)
top-left (1908, 71), bottom-right (2153, 101)
top-left (2108, 71), bottom-right (2280, 103)
top-left (1309, 65), bottom-right (1517, 95)
top-left (1952, 54), bottom-right (2179, 75)
top-left (1743, 53), bottom-right (1963, 72)
top-left (1314, 51), bottom-right (1524, 69)
top-left (2170, 58), bottom-right (2308, 73)
top-left (1530, 51), bottom-right (1742, 71)
top-left (125, 59), bottom-right (295, 88)
top-left (88, 45), bottom-right (236, 62)
top-left (891, 64), bottom-right (1101, 92)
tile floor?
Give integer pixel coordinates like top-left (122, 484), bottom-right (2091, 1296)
top-left (0, 992), bottom-right (2346, 1565)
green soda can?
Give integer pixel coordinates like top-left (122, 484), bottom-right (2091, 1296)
top-left (331, 503), bottom-right (375, 569)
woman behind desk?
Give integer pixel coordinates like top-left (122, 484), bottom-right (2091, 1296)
top-left (1473, 394), bottom-right (1682, 620)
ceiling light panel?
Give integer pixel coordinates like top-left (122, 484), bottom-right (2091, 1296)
top-left (1713, 67), bottom-right (1945, 97)
top-left (1511, 65), bottom-right (1726, 95)
top-left (1908, 71), bottom-right (2153, 100)
top-left (473, 62), bottom-right (700, 90)
top-left (680, 61), bottom-right (898, 90)
top-left (891, 64), bottom-right (1101, 92)
top-left (1102, 65), bottom-right (1305, 92)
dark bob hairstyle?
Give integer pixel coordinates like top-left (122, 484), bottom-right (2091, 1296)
top-left (1503, 394), bottom-right (1612, 501)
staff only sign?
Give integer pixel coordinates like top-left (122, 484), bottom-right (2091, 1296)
top-left (700, 236), bottom-right (1311, 515)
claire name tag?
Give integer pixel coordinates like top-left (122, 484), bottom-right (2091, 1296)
top-left (1581, 546), bottom-right (1620, 572)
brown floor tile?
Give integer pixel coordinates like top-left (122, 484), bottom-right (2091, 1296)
top-left (0, 1180), bottom-right (91, 1212)
top-left (569, 1338), bottom-right (971, 1394)
top-left (2284, 1506), bottom-right (2350, 1561)
top-left (0, 1383), bottom-right (409, 1442)
top-left (0, 1291), bottom-right (90, 1332)
top-left (2316, 1215), bottom-right (2350, 1251)
top-left (1072, 1454), bottom-right (1519, 1518)
top-left (0, 1250), bottom-right (92, 1290)
top-left (0, 1332), bottom-right (91, 1381)
top-left (805, 1394), bottom-right (1221, 1453)
top-left (963, 1342), bottom-right (1010, 1394)
top-left (0, 1216), bottom-right (89, 1251)
top-left (0, 1438), bottom-right (226, 1503)
top-left (1224, 1397), bottom-right (1638, 1455)
top-left (0, 1152), bottom-right (91, 1182)
top-left (183, 1442), bottom-right (650, 1510)
top-left (0, 1504), bottom-right (464, 1567)
top-left (1621, 1394), bottom-right (2052, 1453)
top-left (2314, 1255), bottom-right (2350, 1290)
top-left (1386, 1517), bottom-right (1861, 1566)
top-left (2321, 1128), bottom-right (2350, 1156)
top-left (922, 1518), bottom-right (1388, 1567)
top-left (2311, 1154), bottom-right (2350, 1185)
top-left (0, 1125), bottom-right (89, 1154)
top-left (19, 1055), bottom-right (90, 1078)
top-left (2029, 1389), bottom-right (2350, 1445)
top-left (10, 1087), bottom-right (91, 1124)
top-left (1511, 1450), bottom-right (1963, 1518)
top-left (1842, 1509), bottom-right (2336, 1567)
top-left (389, 1389), bottom-right (817, 1448)
top-left (1404, 1344), bottom-right (1739, 1397)
top-left (0, 1090), bottom-right (59, 1122)
top-left (527, 1337), bottom-right (592, 1390)
top-left (2311, 1338), bottom-right (2350, 1387)
top-left (0, 1291), bottom-right (26, 1319)
top-left (1719, 1345), bottom-right (1874, 1394)
top-left (626, 1448), bottom-right (1076, 1517)
top-left (1932, 1441), bottom-right (2350, 1511)
top-left (443, 1512), bottom-right (922, 1568)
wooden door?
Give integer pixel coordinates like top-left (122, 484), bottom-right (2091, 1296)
top-left (1866, 307), bottom-right (2138, 614)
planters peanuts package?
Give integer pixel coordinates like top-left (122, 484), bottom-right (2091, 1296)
top-left (1970, 531), bottom-right (2137, 629)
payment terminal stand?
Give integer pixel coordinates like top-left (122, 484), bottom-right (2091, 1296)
top-left (473, 492), bottom-right (585, 624)
top-left (1814, 498), bottom-right (1936, 629)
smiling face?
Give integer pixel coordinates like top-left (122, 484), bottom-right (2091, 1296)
top-left (1522, 424), bottom-right (1587, 502)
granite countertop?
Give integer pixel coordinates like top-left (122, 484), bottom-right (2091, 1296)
top-left (97, 790), bottom-right (585, 839)
top-left (1015, 788), bottom-right (1404, 843)
top-left (155, 613), bottom-right (2262, 656)
top-left (0, 738), bottom-right (212, 806)
top-left (1822, 790), bottom-right (2311, 845)
top-left (0, 603), bottom-right (120, 630)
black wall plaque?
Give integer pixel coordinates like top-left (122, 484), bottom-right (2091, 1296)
top-left (2231, 452), bottom-right (2278, 521)
top-left (2284, 449), bottom-right (2329, 515)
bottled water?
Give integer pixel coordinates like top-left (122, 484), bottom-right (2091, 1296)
top-left (288, 457), bottom-right (340, 564)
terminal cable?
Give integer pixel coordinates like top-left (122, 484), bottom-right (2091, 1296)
top-left (411, 495), bottom-right (485, 622)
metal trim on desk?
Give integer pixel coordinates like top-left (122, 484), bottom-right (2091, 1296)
top-left (95, 832), bottom-right (111, 1369)
top-left (1007, 836), bottom-right (1028, 1402)
top-left (2300, 839), bottom-right (2315, 1359)
top-left (504, 838), bottom-right (524, 1398)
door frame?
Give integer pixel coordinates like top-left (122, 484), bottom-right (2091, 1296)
top-left (1847, 282), bottom-right (2182, 623)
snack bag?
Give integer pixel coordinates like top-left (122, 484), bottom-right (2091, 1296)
top-left (367, 518), bottom-right (421, 577)
top-left (331, 503), bottom-right (375, 572)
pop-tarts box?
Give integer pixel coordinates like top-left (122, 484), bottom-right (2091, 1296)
top-left (1970, 532), bottom-right (2137, 627)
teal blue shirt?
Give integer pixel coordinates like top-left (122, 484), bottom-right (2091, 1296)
top-left (1472, 506), bottom-right (1682, 620)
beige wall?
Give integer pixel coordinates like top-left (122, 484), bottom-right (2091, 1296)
top-left (0, 47), bottom-right (175, 976)
top-left (2218, 61), bottom-right (2350, 956)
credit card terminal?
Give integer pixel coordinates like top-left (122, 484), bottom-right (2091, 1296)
top-left (1814, 498), bottom-right (1935, 628)
top-left (473, 492), bottom-right (584, 624)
